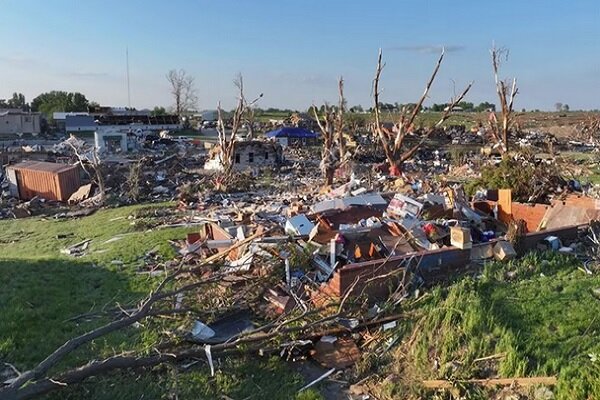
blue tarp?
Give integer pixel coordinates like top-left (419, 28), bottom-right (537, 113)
top-left (266, 127), bottom-right (319, 138)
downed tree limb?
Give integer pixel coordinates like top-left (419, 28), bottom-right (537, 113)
top-left (3, 218), bottom-right (416, 400)
top-left (2, 230), bottom-right (272, 399)
top-left (2, 311), bottom-right (408, 400)
top-left (422, 376), bottom-right (557, 389)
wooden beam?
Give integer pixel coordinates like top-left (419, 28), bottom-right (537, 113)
top-left (422, 376), bottom-right (557, 389)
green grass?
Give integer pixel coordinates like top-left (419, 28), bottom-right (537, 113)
top-left (388, 252), bottom-right (600, 399)
top-left (0, 204), bottom-right (322, 399)
top-left (255, 111), bottom-right (293, 123)
top-left (7, 203), bottom-right (600, 399)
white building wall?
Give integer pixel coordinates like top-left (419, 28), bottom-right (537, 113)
top-left (0, 113), bottom-right (41, 135)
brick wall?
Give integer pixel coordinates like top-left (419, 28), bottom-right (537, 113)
top-left (511, 202), bottom-right (551, 232)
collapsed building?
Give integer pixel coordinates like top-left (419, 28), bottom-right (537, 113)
top-left (172, 169), bottom-right (598, 312)
top-left (54, 107), bottom-right (181, 136)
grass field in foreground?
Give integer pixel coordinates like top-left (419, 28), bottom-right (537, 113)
top-left (374, 252), bottom-right (600, 399)
top-left (0, 204), bottom-right (321, 399)
top-left (2, 204), bottom-right (600, 399)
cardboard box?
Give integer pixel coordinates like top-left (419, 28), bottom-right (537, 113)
top-left (493, 240), bottom-right (517, 261)
top-left (450, 226), bottom-right (472, 249)
top-left (470, 242), bottom-right (494, 260)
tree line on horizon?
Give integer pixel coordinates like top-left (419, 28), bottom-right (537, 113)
top-left (0, 90), bottom-right (588, 121)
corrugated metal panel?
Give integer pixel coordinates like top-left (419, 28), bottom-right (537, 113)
top-left (56, 167), bottom-right (81, 201)
top-left (7, 162), bottom-right (80, 201)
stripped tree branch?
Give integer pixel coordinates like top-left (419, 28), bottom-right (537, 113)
top-left (489, 45), bottom-right (518, 152)
top-left (372, 48), bottom-right (472, 174)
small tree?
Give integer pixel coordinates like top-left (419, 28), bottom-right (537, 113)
top-left (489, 46), bottom-right (518, 153)
top-left (216, 75), bottom-right (262, 181)
top-left (126, 160), bottom-right (143, 202)
top-left (63, 135), bottom-right (106, 202)
top-left (313, 77), bottom-right (347, 186)
top-left (554, 102), bottom-right (563, 112)
top-left (372, 49), bottom-right (472, 175)
top-left (166, 69), bottom-right (198, 117)
top-left (151, 106), bottom-right (167, 116)
top-left (7, 92), bottom-right (28, 111)
top-left (244, 98), bottom-right (260, 140)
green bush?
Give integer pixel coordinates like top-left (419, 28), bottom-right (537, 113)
top-left (465, 156), bottom-right (562, 203)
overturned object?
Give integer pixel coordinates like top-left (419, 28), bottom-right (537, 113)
top-left (6, 161), bottom-right (81, 202)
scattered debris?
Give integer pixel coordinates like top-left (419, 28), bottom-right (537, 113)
top-left (310, 336), bottom-right (360, 369)
top-left (60, 239), bottom-right (92, 257)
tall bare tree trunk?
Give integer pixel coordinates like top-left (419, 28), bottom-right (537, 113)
top-left (314, 77), bottom-right (346, 186)
top-left (215, 75), bottom-right (262, 188)
top-left (490, 46), bottom-right (518, 153)
top-left (372, 49), bottom-right (472, 174)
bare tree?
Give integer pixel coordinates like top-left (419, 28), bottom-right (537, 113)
top-left (166, 69), bottom-right (198, 117)
top-left (216, 75), bottom-right (262, 180)
top-left (245, 105), bottom-right (257, 140)
top-left (372, 49), bottom-right (472, 175)
top-left (313, 77), bottom-right (347, 186)
top-left (489, 46), bottom-right (518, 153)
top-left (63, 135), bottom-right (106, 202)
top-left (241, 84), bottom-right (262, 141)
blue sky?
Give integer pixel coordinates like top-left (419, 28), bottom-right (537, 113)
top-left (0, 0), bottom-right (598, 111)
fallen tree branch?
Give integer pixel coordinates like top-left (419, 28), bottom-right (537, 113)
top-left (2, 311), bottom-right (407, 400)
top-left (3, 229), bottom-right (273, 398)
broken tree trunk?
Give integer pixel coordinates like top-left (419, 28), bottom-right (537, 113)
top-left (313, 77), bottom-right (346, 186)
top-left (372, 49), bottom-right (472, 174)
top-left (489, 45), bottom-right (518, 153)
top-left (216, 75), bottom-right (263, 185)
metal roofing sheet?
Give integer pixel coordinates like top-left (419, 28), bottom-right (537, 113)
top-left (8, 161), bottom-right (78, 174)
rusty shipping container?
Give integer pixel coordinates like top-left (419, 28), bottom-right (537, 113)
top-left (6, 161), bottom-right (81, 202)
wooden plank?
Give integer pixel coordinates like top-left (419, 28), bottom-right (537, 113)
top-left (422, 376), bottom-right (557, 389)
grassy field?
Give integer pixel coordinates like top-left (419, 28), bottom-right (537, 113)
top-left (254, 110), bottom-right (599, 130)
top-left (0, 204), bottom-right (322, 399)
top-left (374, 252), bottom-right (600, 399)
top-left (2, 204), bottom-right (600, 399)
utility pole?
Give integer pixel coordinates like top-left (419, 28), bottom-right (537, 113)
top-left (126, 47), bottom-right (131, 108)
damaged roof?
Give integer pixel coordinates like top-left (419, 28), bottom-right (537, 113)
top-left (7, 161), bottom-right (78, 174)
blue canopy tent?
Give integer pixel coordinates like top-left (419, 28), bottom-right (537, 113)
top-left (266, 127), bottom-right (319, 147)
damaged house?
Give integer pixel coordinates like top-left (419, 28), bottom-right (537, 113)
top-left (204, 140), bottom-right (282, 171)
top-left (0, 109), bottom-right (42, 136)
top-left (266, 127), bottom-right (319, 147)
